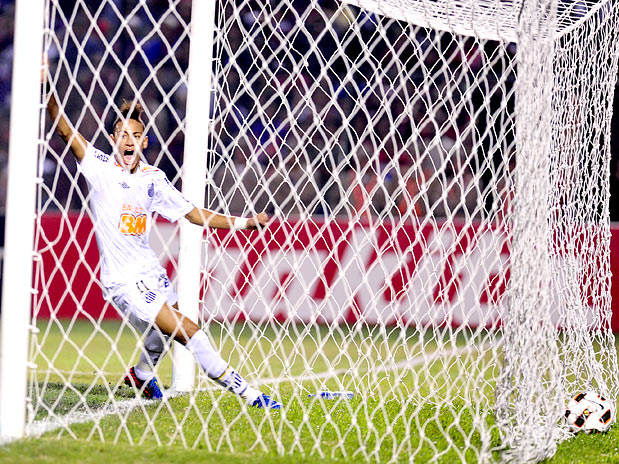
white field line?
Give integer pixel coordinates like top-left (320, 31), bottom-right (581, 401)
top-left (18, 342), bottom-right (490, 441)
top-left (258, 342), bottom-right (491, 388)
top-left (24, 397), bottom-right (150, 438)
top-left (22, 389), bottom-right (188, 440)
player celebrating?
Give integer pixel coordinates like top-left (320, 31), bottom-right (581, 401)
top-left (43, 70), bottom-right (281, 409)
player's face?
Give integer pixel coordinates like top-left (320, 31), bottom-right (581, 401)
top-left (111, 119), bottom-right (148, 173)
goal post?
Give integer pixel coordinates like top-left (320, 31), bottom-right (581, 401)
top-left (6, 0), bottom-right (619, 461)
top-left (0, 0), bottom-right (46, 439)
top-left (173, 0), bottom-right (218, 394)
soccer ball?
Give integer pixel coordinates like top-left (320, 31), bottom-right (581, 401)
top-left (564, 391), bottom-right (613, 434)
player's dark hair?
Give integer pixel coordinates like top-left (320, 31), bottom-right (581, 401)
top-left (112, 99), bottom-right (145, 132)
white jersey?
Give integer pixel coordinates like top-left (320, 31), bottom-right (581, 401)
top-left (78, 144), bottom-right (194, 288)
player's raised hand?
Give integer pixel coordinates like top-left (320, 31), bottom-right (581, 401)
top-left (247, 212), bottom-right (269, 229)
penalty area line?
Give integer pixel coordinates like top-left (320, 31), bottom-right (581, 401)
top-left (257, 341), bottom-right (492, 389)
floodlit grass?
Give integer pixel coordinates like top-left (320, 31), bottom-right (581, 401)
top-left (54, 394), bottom-right (497, 462)
top-left (8, 428), bottom-right (619, 464)
top-left (5, 320), bottom-right (618, 463)
top-left (12, 393), bottom-right (500, 463)
top-left (6, 396), bottom-right (619, 463)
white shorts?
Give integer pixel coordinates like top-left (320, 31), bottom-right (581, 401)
top-left (105, 271), bottom-right (177, 331)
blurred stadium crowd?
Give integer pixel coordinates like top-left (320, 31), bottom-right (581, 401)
top-left (0, 0), bottom-right (618, 220)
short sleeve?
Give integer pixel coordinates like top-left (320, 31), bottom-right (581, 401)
top-left (77, 144), bottom-right (112, 191)
top-left (151, 174), bottom-right (194, 222)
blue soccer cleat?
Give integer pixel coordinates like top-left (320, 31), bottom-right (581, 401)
top-left (124, 366), bottom-right (163, 400)
top-left (251, 393), bottom-right (282, 410)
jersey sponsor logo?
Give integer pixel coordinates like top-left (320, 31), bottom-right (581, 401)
top-left (119, 182), bottom-right (130, 189)
top-left (148, 182), bottom-right (154, 197)
top-left (122, 203), bottom-right (143, 214)
top-left (119, 213), bottom-right (147, 236)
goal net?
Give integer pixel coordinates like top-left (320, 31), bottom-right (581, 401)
top-left (23, 0), bottom-right (619, 461)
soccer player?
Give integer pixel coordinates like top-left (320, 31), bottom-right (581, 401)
top-left (43, 71), bottom-right (281, 409)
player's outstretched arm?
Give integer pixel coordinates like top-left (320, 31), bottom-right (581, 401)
top-left (185, 208), bottom-right (269, 230)
top-left (42, 58), bottom-right (87, 161)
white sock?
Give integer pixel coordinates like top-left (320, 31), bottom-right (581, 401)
top-left (134, 362), bottom-right (155, 382)
top-left (186, 330), bottom-right (228, 377)
top-left (186, 331), bottom-right (259, 402)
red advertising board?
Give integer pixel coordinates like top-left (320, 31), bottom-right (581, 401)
top-left (33, 213), bottom-right (619, 331)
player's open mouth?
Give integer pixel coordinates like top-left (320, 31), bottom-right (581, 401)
top-left (123, 150), bottom-right (135, 163)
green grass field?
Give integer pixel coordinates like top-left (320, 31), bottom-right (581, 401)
top-left (2, 320), bottom-right (619, 463)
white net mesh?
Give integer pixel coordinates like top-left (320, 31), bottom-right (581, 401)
top-left (27, 0), bottom-right (619, 462)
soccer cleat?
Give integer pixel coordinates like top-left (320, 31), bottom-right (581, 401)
top-left (251, 393), bottom-right (282, 410)
top-left (124, 366), bottom-right (163, 400)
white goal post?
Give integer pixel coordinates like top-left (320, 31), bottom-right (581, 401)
top-left (2, 0), bottom-right (619, 462)
top-left (173, 0), bottom-right (217, 394)
top-left (0, 0), bottom-right (46, 439)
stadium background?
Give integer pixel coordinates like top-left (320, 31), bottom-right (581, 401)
top-left (0, 0), bottom-right (619, 324)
